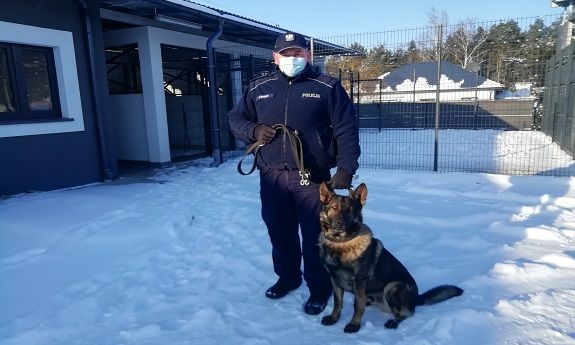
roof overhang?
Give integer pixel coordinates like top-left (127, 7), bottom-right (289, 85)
top-left (100, 0), bottom-right (359, 56)
top-left (551, 0), bottom-right (575, 8)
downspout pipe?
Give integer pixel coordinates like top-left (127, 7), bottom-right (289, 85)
top-left (75, 0), bottom-right (117, 180)
top-left (207, 19), bottom-right (225, 166)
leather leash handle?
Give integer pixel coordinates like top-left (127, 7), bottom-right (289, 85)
top-left (237, 140), bottom-right (262, 175)
top-left (236, 124), bottom-right (310, 186)
top-left (272, 124), bottom-right (310, 186)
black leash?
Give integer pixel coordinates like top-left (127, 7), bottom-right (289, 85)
top-left (237, 124), bottom-right (311, 186)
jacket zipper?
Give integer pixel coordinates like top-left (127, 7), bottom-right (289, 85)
top-left (282, 81), bottom-right (291, 169)
top-left (282, 70), bottom-right (305, 170)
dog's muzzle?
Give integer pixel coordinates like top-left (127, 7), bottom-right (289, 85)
top-left (320, 211), bottom-right (348, 239)
top-left (320, 211), bottom-right (340, 228)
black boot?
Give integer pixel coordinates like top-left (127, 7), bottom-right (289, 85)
top-left (265, 279), bottom-right (302, 299)
top-left (303, 291), bottom-right (331, 315)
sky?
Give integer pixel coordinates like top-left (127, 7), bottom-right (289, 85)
top-left (194, 0), bottom-right (565, 38)
top-left (1, 131), bottom-right (575, 345)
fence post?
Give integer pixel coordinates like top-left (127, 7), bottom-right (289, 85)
top-left (413, 68), bottom-right (416, 127)
top-left (310, 37), bottom-right (314, 64)
top-left (356, 71), bottom-right (361, 121)
top-left (434, 24), bottom-right (443, 172)
top-left (349, 71), bottom-right (354, 103)
top-left (379, 79), bottom-right (382, 132)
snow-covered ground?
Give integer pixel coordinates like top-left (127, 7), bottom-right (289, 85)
top-left (1, 156), bottom-right (575, 344)
top-left (359, 129), bottom-right (575, 176)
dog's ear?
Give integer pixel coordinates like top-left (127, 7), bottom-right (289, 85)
top-left (319, 182), bottom-right (335, 204)
top-left (353, 183), bottom-right (368, 206)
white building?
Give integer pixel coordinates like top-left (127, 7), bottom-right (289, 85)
top-left (369, 61), bottom-right (504, 103)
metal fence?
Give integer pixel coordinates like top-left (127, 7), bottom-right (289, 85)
top-left (218, 15), bottom-right (575, 176)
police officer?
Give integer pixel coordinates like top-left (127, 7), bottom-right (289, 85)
top-left (228, 31), bottom-right (360, 315)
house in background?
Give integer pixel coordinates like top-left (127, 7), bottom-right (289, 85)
top-left (0, 0), bottom-right (348, 196)
top-left (370, 61), bottom-right (504, 103)
top-left (354, 61), bottom-right (534, 130)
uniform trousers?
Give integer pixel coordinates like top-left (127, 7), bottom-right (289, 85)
top-left (259, 167), bottom-right (331, 297)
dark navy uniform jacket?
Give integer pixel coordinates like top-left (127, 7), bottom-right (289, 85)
top-left (228, 66), bottom-right (360, 180)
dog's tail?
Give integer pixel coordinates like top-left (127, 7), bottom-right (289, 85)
top-left (417, 285), bottom-right (463, 306)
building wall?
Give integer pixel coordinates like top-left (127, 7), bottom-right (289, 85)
top-left (165, 95), bottom-right (206, 149)
top-left (103, 26), bottom-right (267, 163)
top-left (360, 89), bottom-right (497, 103)
top-left (357, 100), bottom-right (535, 130)
top-left (543, 43), bottom-right (575, 156)
top-left (0, 0), bottom-right (113, 195)
top-left (109, 94), bottom-right (149, 161)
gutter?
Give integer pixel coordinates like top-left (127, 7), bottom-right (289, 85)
top-left (75, 0), bottom-right (117, 180)
top-left (207, 19), bottom-right (225, 166)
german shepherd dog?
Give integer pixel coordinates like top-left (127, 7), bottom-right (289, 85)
top-left (318, 182), bottom-right (463, 333)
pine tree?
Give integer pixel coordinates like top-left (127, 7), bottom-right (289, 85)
top-left (519, 18), bottom-right (558, 88)
top-left (484, 20), bottom-right (525, 89)
top-left (406, 40), bottom-right (421, 63)
top-left (324, 42), bottom-right (367, 90)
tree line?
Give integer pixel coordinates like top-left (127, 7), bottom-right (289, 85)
top-left (325, 17), bottom-right (559, 91)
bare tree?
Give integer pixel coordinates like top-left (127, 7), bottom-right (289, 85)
top-left (420, 7), bottom-right (450, 61)
top-left (445, 21), bottom-right (488, 69)
top-left (427, 7), bottom-right (449, 28)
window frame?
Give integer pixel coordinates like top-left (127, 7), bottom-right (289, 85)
top-left (0, 42), bottom-right (62, 121)
top-left (0, 45), bottom-right (17, 114)
top-left (0, 20), bottom-right (85, 138)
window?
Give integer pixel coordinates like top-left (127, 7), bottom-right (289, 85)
top-left (0, 20), bottom-right (84, 138)
top-left (0, 43), bottom-right (61, 121)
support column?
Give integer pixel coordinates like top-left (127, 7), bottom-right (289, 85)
top-left (138, 27), bottom-right (171, 163)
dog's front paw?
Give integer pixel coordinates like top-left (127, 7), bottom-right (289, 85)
top-left (321, 315), bottom-right (338, 326)
top-left (384, 319), bottom-right (399, 329)
top-left (343, 322), bottom-right (360, 333)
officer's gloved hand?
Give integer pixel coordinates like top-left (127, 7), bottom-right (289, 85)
top-left (330, 168), bottom-right (353, 189)
top-left (253, 124), bottom-right (277, 144)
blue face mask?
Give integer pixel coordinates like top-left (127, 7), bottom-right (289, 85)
top-left (278, 56), bottom-right (307, 77)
